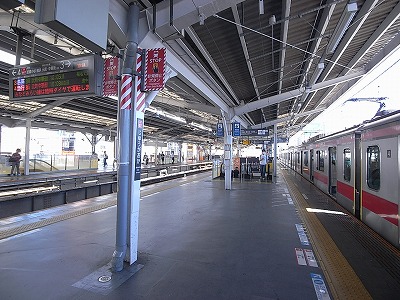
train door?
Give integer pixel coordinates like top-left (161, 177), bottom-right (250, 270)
top-left (309, 149), bottom-right (314, 182)
top-left (300, 151), bottom-right (303, 174)
top-left (354, 132), bottom-right (361, 219)
top-left (328, 147), bottom-right (337, 196)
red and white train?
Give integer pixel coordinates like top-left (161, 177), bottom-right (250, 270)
top-left (280, 111), bottom-right (400, 249)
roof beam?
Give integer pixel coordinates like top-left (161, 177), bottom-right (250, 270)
top-left (296, 1), bottom-right (400, 125)
top-left (319, 0), bottom-right (379, 83)
top-left (234, 70), bottom-right (365, 116)
top-left (290, 0), bottom-right (336, 115)
top-left (185, 27), bottom-right (238, 102)
top-left (250, 106), bottom-right (326, 129)
top-left (11, 96), bottom-right (75, 127)
top-left (277, 0), bottom-right (291, 94)
top-left (153, 95), bottom-right (220, 115)
top-left (231, 5), bottom-right (260, 99)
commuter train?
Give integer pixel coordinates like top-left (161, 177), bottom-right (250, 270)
top-left (280, 110), bottom-right (400, 249)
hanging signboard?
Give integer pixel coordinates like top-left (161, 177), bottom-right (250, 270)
top-left (102, 57), bottom-right (119, 96)
top-left (142, 48), bottom-right (166, 91)
top-left (241, 129), bottom-right (269, 136)
top-left (9, 54), bottom-right (103, 101)
top-left (232, 122), bottom-right (241, 137)
top-left (216, 123), bottom-right (224, 137)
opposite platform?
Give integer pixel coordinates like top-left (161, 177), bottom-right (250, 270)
top-left (0, 171), bottom-right (331, 299)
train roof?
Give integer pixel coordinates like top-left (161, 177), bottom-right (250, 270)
top-left (302, 109), bottom-right (400, 145)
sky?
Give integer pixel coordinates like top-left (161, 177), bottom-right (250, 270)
top-left (290, 46), bottom-right (400, 146)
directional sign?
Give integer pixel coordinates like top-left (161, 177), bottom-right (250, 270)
top-left (9, 54), bottom-right (103, 101)
top-left (216, 123), bottom-right (224, 137)
top-left (232, 122), bottom-right (241, 137)
top-left (241, 129), bottom-right (269, 136)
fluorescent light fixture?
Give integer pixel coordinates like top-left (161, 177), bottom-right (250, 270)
top-left (70, 124), bottom-right (87, 129)
top-left (147, 106), bottom-right (186, 123)
top-left (190, 122), bottom-right (212, 131)
top-left (83, 179), bottom-right (98, 184)
top-left (309, 62), bottom-right (325, 86)
top-left (326, 3), bottom-right (358, 54)
top-left (259, 0), bottom-right (264, 15)
top-left (0, 49), bottom-right (30, 65)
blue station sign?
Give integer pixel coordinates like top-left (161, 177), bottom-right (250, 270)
top-left (232, 122), bottom-right (241, 137)
top-left (216, 123), bottom-right (224, 137)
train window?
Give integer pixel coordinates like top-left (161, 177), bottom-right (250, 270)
top-left (303, 151), bottom-right (308, 166)
top-left (316, 150), bottom-right (325, 171)
top-left (367, 146), bottom-right (380, 190)
top-left (343, 148), bottom-right (351, 182)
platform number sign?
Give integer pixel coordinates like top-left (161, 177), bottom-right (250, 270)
top-left (216, 123), bottom-right (224, 137)
top-left (232, 122), bottom-right (241, 137)
top-left (134, 118), bottom-right (144, 180)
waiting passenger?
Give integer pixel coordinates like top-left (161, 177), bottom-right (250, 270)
top-left (232, 167), bottom-right (240, 178)
top-left (161, 152), bottom-right (165, 164)
top-left (9, 148), bottom-right (22, 176)
top-left (259, 149), bottom-right (267, 180)
top-left (103, 151), bottom-right (108, 167)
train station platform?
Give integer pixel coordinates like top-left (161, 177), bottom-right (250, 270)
top-left (1, 167), bottom-right (400, 299)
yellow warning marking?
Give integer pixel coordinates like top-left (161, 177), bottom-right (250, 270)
top-left (0, 173), bottom-right (211, 240)
top-left (0, 200), bottom-right (117, 240)
top-left (282, 170), bottom-right (372, 300)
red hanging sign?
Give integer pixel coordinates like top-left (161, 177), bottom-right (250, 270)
top-left (142, 48), bottom-right (166, 91)
top-left (103, 57), bottom-right (119, 96)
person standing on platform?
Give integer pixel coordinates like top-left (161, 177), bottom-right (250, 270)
top-left (259, 149), bottom-right (267, 180)
top-left (161, 152), bottom-right (165, 164)
top-left (9, 148), bottom-right (22, 176)
top-left (103, 151), bottom-right (108, 167)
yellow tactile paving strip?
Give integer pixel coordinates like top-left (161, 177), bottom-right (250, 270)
top-left (0, 173), bottom-right (211, 240)
top-left (0, 199), bottom-right (117, 240)
top-left (282, 170), bottom-right (372, 300)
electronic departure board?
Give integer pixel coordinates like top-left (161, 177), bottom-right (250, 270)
top-left (9, 54), bottom-right (103, 101)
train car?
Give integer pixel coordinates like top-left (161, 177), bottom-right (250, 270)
top-left (311, 127), bottom-right (359, 213)
top-left (359, 113), bottom-right (400, 246)
top-left (280, 111), bottom-right (400, 249)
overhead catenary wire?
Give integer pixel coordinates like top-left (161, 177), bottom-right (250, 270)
top-left (213, 14), bottom-right (352, 71)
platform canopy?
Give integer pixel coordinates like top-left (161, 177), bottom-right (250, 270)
top-left (0, 0), bottom-right (399, 145)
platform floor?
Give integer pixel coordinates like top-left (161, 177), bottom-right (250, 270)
top-left (0, 168), bottom-right (399, 299)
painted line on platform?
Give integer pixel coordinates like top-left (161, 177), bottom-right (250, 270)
top-left (0, 174), bottom-right (207, 240)
top-left (295, 248), bottom-right (318, 267)
top-left (0, 229), bottom-right (42, 243)
top-left (272, 203), bottom-right (288, 207)
top-left (282, 169), bottom-right (372, 300)
top-left (305, 249), bottom-right (318, 267)
top-left (311, 273), bottom-right (331, 300)
top-left (295, 224), bottom-right (310, 246)
top-left (295, 248), bottom-right (307, 265)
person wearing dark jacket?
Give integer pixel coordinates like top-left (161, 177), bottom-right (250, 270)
top-left (9, 148), bottom-right (22, 176)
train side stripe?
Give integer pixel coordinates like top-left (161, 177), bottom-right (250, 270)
top-left (362, 191), bottom-right (398, 226)
top-left (313, 171), bottom-right (328, 184)
top-left (337, 181), bottom-right (354, 201)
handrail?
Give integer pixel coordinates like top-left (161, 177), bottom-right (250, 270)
top-left (0, 154), bottom-right (98, 175)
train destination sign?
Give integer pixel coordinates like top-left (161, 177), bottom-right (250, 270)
top-left (9, 54), bottom-right (103, 101)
